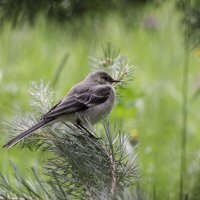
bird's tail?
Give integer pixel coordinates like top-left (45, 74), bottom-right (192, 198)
top-left (3, 118), bottom-right (54, 148)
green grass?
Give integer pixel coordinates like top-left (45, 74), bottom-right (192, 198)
top-left (1, 1), bottom-right (200, 199)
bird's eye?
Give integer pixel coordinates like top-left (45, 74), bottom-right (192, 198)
top-left (104, 76), bottom-right (109, 81)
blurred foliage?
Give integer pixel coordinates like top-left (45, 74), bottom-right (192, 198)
top-left (190, 169), bottom-right (200, 200)
top-left (0, 0), bottom-right (155, 26)
top-left (176, 0), bottom-right (200, 48)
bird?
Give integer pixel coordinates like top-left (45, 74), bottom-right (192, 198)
top-left (3, 71), bottom-right (120, 148)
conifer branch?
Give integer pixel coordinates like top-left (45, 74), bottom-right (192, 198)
top-left (89, 43), bottom-right (135, 90)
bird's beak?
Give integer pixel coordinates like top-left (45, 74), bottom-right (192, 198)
top-left (111, 79), bottom-right (120, 83)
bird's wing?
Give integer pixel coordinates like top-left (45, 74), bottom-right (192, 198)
top-left (42, 85), bottom-right (111, 119)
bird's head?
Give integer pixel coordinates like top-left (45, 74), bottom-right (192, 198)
top-left (85, 71), bottom-right (120, 85)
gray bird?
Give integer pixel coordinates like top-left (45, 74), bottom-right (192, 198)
top-left (3, 71), bottom-right (119, 148)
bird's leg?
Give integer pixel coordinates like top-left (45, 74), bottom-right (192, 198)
top-left (63, 122), bottom-right (69, 127)
top-left (62, 121), bottom-right (97, 138)
top-left (76, 119), bottom-right (97, 138)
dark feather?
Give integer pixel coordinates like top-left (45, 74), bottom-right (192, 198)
top-left (42, 86), bottom-right (111, 119)
top-left (3, 118), bottom-right (54, 148)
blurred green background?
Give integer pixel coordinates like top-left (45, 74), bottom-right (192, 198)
top-left (1, 0), bottom-right (200, 199)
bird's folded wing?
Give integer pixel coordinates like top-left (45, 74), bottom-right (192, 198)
top-left (42, 86), bottom-right (111, 119)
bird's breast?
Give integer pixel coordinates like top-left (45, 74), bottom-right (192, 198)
top-left (80, 87), bottom-right (116, 124)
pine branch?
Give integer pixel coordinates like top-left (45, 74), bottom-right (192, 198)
top-left (89, 43), bottom-right (135, 90)
top-left (1, 115), bottom-right (138, 199)
top-left (0, 161), bottom-right (51, 200)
